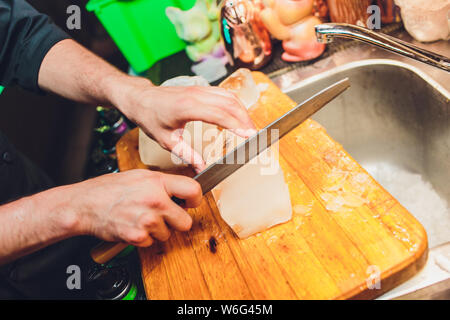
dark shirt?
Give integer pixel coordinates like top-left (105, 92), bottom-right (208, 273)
top-left (0, 2), bottom-right (95, 300)
top-left (0, 0), bottom-right (69, 92)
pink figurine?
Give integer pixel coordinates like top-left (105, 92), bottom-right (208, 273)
top-left (260, 0), bottom-right (325, 62)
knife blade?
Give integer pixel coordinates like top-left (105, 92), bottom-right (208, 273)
top-left (194, 77), bottom-right (350, 195)
top-left (91, 78), bottom-right (350, 264)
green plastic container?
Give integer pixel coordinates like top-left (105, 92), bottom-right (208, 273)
top-left (86, 0), bottom-right (195, 73)
top-left (0, 86), bottom-right (3, 95)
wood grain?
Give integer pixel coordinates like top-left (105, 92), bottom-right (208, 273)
top-left (116, 72), bottom-right (428, 300)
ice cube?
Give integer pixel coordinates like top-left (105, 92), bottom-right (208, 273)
top-left (206, 130), bottom-right (292, 239)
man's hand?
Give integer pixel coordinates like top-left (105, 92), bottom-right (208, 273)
top-left (38, 39), bottom-right (256, 172)
top-left (74, 170), bottom-right (202, 246)
top-left (0, 170), bottom-right (202, 264)
top-left (114, 81), bottom-right (256, 172)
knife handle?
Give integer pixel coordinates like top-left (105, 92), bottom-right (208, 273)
top-left (90, 242), bottom-right (130, 265)
top-left (90, 196), bottom-right (186, 264)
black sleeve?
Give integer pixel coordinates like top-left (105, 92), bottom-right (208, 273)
top-left (0, 0), bottom-right (70, 92)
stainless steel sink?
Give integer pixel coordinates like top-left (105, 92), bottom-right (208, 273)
top-left (284, 59), bottom-right (449, 247)
top-left (281, 58), bottom-right (450, 299)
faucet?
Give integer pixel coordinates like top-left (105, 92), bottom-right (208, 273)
top-left (315, 23), bottom-right (450, 72)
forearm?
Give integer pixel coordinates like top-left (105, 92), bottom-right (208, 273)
top-left (0, 185), bottom-right (82, 265)
top-left (37, 39), bottom-right (153, 108)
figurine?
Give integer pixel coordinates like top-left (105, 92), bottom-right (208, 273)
top-left (220, 0), bottom-right (273, 70)
top-left (260, 0), bottom-right (325, 62)
top-left (327, 0), bottom-right (371, 25)
top-left (166, 0), bottom-right (223, 62)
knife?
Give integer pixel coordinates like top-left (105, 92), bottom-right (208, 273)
top-left (90, 78), bottom-right (351, 264)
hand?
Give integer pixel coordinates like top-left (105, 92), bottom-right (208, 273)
top-left (116, 78), bottom-right (256, 172)
top-left (73, 169), bottom-right (202, 247)
top-left (38, 41), bottom-right (255, 172)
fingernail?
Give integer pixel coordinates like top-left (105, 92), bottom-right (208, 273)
top-left (234, 128), bottom-right (257, 137)
top-left (195, 164), bottom-right (206, 174)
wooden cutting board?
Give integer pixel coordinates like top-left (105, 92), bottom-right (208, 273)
top-left (116, 72), bottom-right (428, 300)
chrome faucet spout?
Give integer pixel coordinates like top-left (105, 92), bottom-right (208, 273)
top-left (315, 23), bottom-right (450, 72)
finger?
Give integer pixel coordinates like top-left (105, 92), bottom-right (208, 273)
top-left (162, 199), bottom-right (194, 232)
top-left (126, 230), bottom-right (154, 247)
top-left (167, 138), bottom-right (207, 173)
top-left (229, 128), bottom-right (258, 139)
top-left (182, 105), bottom-right (257, 140)
top-left (135, 236), bottom-right (154, 247)
top-left (198, 87), bottom-right (246, 110)
top-left (198, 87), bottom-right (248, 111)
top-left (218, 102), bottom-right (257, 132)
top-left (197, 86), bottom-right (235, 99)
top-left (204, 87), bottom-right (256, 129)
top-left (139, 213), bottom-right (171, 242)
top-left (161, 173), bottom-right (203, 208)
top-left (182, 105), bottom-right (243, 134)
top-left (192, 90), bottom-right (256, 130)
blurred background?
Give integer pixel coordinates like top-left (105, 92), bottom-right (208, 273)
top-left (0, 0), bottom-right (447, 187)
top-left (0, 0), bottom-right (129, 185)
